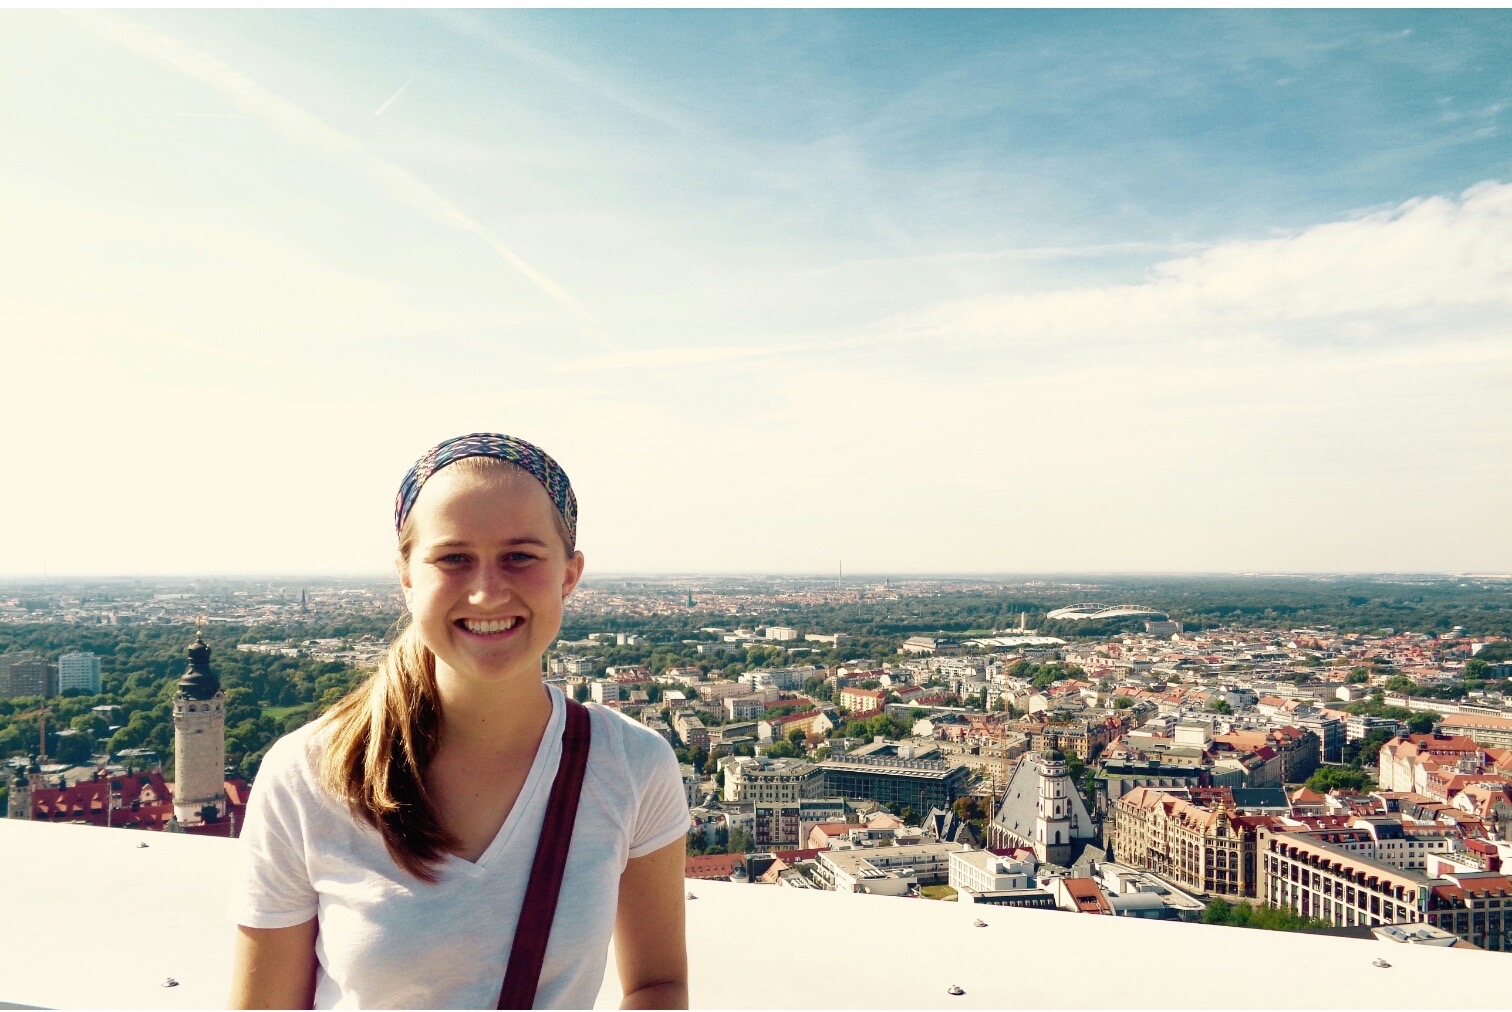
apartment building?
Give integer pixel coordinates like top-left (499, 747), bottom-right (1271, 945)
top-left (1109, 787), bottom-right (1260, 898)
top-left (752, 797), bottom-right (848, 850)
top-left (722, 756), bottom-right (824, 804)
top-left (1, 653), bottom-right (52, 699)
top-left (1423, 870), bottom-right (1512, 952)
top-left (839, 687), bottom-right (886, 713)
top-left (1438, 713), bottom-right (1512, 751)
top-left (693, 679), bottom-right (750, 705)
top-left (590, 680), bottom-right (624, 704)
top-left (1259, 826), bottom-right (1429, 929)
top-left (725, 695), bottom-right (768, 722)
top-left (56, 652), bottom-right (102, 695)
top-left (673, 712), bottom-right (708, 750)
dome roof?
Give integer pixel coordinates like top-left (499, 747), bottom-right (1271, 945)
top-left (1040, 748), bottom-right (1066, 764)
top-left (176, 633), bottom-right (221, 700)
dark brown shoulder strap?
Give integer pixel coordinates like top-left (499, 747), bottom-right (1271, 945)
top-left (498, 697), bottom-right (592, 1010)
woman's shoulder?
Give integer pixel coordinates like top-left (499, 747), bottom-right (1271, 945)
top-left (582, 701), bottom-right (679, 773)
top-left (253, 716), bottom-right (336, 800)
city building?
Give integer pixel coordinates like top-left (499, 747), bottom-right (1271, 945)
top-left (812, 840), bottom-right (963, 894)
top-left (1108, 787), bottom-right (1261, 898)
top-left (1423, 870), bottom-right (1512, 952)
top-left (948, 849), bottom-right (1034, 896)
top-left (1438, 713), bottom-right (1512, 751)
top-left (839, 686), bottom-right (886, 713)
top-left (56, 652), bottom-right (102, 695)
top-left (1260, 826), bottom-right (1429, 930)
top-left (722, 756), bottom-right (824, 804)
top-left (989, 750), bottom-right (1098, 866)
top-left (725, 695), bottom-right (768, 722)
top-left (1294, 714), bottom-right (1346, 764)
top-left (819, 749), bottom-right (971, 812)
top-left (672, 712), bottom-right (708, 750)
top-left (590, 680), bottom-right (624, 704)
top-left (172, 632), bottom-right (227, 826)
top-left (1, 652), bottom-right (52, 699)
top-left (752, 798), bottom-right (848, 850)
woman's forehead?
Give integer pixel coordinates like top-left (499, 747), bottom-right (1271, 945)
top-left (408, 467), bottom-right (557, 538)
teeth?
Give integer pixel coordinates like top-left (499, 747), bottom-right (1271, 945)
top-left (462, 617), bottom-right (519, 634)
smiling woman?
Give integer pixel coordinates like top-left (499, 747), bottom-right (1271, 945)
top-left (226, 433), bottom-right (691, 1010)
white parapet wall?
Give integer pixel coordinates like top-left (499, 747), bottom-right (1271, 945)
top-left (1, 819), bottom-right (1508, 1010)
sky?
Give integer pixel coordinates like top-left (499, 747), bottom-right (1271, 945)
top-left (2, 9), bottom-right (1510, 577)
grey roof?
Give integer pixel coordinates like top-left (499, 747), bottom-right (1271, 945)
top-left (990, 756), bottom-right (1097, 846)
top-left (1229, 788), bottom-right (1289, 810)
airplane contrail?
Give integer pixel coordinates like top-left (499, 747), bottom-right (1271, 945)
top-left (373, 74), bottom-right (416, 117)
top-left (67, 12), bottom-right (613, 350)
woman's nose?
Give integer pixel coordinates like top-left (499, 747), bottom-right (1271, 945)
top-left (471, 567), bottom-right (512, 602)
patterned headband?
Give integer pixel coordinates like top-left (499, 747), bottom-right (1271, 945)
top-left (394, 433), bottom-right (578, 547)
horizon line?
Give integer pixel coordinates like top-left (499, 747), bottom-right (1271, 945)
top-left (2, 570), bottom-right (1508, 582)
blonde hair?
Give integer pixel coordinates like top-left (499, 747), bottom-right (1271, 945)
top-left (316, 456), bottom-right (574, 882)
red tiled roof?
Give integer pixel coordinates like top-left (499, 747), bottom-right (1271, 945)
top-left (684, 854), bottom-right (742, 879)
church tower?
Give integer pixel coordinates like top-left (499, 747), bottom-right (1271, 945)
top-left (1035, 748), bottom-right (1074, 866)
top-left (7, 766), bottom-right (32, 820)
top-left (172, 631), bottom-right (226, 825)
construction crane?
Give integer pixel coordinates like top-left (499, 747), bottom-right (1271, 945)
top-left (17, 705), bottom-right (51, 761)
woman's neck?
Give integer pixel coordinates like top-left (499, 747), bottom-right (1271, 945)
top-left (433, 668), bottom-right (554, 760)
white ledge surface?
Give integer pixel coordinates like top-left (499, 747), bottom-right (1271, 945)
top-left (1, 820), bottom-right (1505, 1010)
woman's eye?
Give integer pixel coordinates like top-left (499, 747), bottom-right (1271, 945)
top-left (505, 552), bottom-right (539, 564)
top-left (438, 554), bottom-right (470, 565)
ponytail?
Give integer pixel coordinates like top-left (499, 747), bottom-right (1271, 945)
top-left (316, 619), bottom-right (457, 883)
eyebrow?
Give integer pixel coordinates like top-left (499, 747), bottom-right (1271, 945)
top-left (427, 537), bottom-right (549, 549)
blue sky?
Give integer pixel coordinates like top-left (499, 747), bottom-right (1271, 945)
top-left (2, 10), bottom-right (1509, 576)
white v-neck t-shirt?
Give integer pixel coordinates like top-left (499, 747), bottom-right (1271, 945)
top-left (229, 685), bottom-right (691, 1009)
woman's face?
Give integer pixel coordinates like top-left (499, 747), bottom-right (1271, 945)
top-left (398, 464), bottom-right (583, 688)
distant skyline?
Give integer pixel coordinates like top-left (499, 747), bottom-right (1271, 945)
top-left (3, 10), bottom-right (1510, 577)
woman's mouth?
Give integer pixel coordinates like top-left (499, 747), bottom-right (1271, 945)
top-left (456, 616), bottom-right (524, 638)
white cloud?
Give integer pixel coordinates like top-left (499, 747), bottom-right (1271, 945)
top-left (876, 180), bottom-right (1512, 354)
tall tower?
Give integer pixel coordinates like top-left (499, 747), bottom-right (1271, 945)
top-left (7, 767), bottom-right (31, 820)
top-left (172, 631), bottom-right (226, 825)
top-left (1035, 749), bottom-right (1074, 866)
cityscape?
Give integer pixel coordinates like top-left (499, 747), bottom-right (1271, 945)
top-left (4, 6), bottom-right (1512, 1007)
top-left (3, 572), bottom-right (1510, 958)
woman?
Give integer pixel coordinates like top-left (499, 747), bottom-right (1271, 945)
top-left (229, 434), bottom-right (690, 1009)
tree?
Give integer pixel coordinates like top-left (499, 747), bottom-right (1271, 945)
top-left (1207, 699), bottom-right (1233, 715)
top-left (1306, 766), bottom-right (1373, 793)
top-left (1383, 675), bottom-right (1418, 696)
top-left (1346, 668), bottom-right (1370, 684)
top-left (1405, 711), bottom-right (1440, 735)
top-left (1201, 899), bottom-right (1331, 932)
top-left (786, 727), bottom-right (807, 748)
top-left (1113, 696), bottom-right (1134, 709)
top-left (728, 826), bottom-right (755, 854)
top-left (1343, 728), bottom-right (1397, 770)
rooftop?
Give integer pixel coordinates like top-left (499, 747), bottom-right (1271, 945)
top-left (2, 818), bottom-right (1509, 1010)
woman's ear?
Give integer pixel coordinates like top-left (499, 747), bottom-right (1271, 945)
top-left (396, 555), bottom-right (414, 611)
top-left (562, 550), bottom-right (585, 600)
